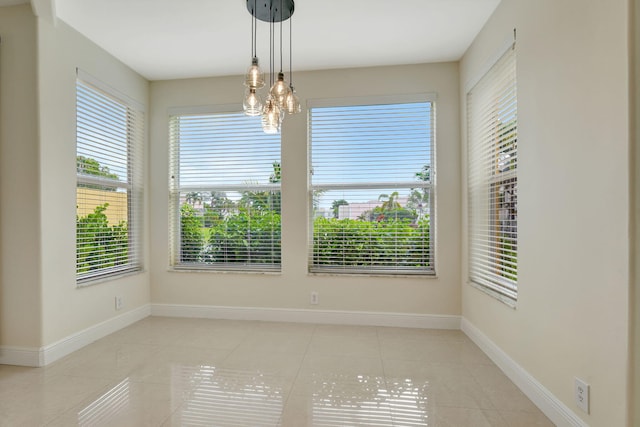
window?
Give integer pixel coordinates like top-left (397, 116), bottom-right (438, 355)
top-left (169, 108), bottom-right (281, 271)
top-left (309, 96), bottom-right (435, 275)
top-left (76, 72), bottom-right (144, 284)
top-left (467, 45), bottom-right (518, 304)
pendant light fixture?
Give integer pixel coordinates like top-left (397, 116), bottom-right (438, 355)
top-left (243, 0), bottom-right (300, 133)
top-left (284, 14), bottom-right (301, 114)
top-left (261, 96), bottom-right (281, 134)
top-left (243, 87), bottom-right (262, 116)
top-left (243, 0), bottom-right (264, 116)
top-left (269, 7), bottom-right (291, 110)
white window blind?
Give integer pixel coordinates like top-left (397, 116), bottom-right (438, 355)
top-left (76, 77), bottom-right (144, 284)
top-left (309, 98), bottom-right (434, 275)
top-left (169, 110), bottom-right (281, 271)
top-left (467, 45), bottom-right (518, 304)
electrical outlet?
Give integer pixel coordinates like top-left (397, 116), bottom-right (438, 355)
top-left (574, 378), bottom-right (589, 413)
top-left (115, 296), bottom-right (123, 311)
top-left (310, 291), bottom-right (319, 305)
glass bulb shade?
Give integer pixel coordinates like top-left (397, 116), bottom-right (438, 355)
top-left (243, 88), bottom-right (263, 116)
top-left (284, 87), bottom-right (301, 114)
top-left (261, 97), bottom-right (281, 134)
top-left (269, 72), bottom-right (292, 110)
top-left (244, 58), bottom-right (265, 88)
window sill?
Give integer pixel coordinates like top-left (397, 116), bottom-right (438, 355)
top-left (77, 268), bottom-right (145, 288)
top-left (168, 266), bottom-right (281, 275)
top-left (308, 271), bottom-right (438, 279)
top-left (468, 281), bottom-right (517, 308)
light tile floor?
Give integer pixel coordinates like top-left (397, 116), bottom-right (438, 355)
top-left (0, 317), bottom-right (554, 426)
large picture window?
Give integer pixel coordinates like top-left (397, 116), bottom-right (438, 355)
top-left (169, 108), bottom-right (281, 271)
top-left (76, 73), bottom-right (144, 284)
top-left (309, 96), bottom-right (435, 275)
top-left (467, 45), bottom-right (518, 304)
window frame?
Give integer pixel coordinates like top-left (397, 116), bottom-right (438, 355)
top-left (307, 94), bottom-right (436, 276)
top-left (466, 43), bottom-right (518, 305)
top-left (168, 105), bottom-right (283, 273)
top-left (75, 70), bottom-right (144, 286)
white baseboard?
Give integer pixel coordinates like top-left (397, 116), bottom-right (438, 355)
top-left (151, 303), bottom-right (461, 329)
top-left (0, 346), bottom-right (43, 367)
top-left (461, 318), bottom-right (588, 427)
top-left (42, 304), bottom-right (151, 366)
top-left (0, 304), bottom-right (586, 427)
top-left (0, 304), bottom-right (151, 367)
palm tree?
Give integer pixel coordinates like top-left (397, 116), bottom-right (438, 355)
top-left (209, 191), bottom-right (226, 207)
top-left (185, 191), bottom-right (203, 206)
top-left (409, 164), bottom-right (431, 220)
top-left (379, 191), bottom-right (401, 212)
top-left (331, 199), bottom-right (349, 218)
top-left (407, 189), bottom-right (429, 221)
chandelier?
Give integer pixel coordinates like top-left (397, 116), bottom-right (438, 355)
top-left (243, 0), bottom-right (301, 134)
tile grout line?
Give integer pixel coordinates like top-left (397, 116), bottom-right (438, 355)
top-left (276, 322), bottom-right (317, 426)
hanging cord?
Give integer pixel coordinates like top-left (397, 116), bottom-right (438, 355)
top-left (279, 0), bottom-right (284, 72)
top-left (270, 14), bottom-right (274, 86)
top-left (250, 0), bottom-right (255, 58)
top-left (253, 0), bottom-right (258, 58)
top-left (289, 10), bottom-right (293, 86)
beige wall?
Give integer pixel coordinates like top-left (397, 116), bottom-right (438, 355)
top-left (149, 63), bottom-right (462, 316)
top-left (460, 0), bottom-right (630, 425)
top-left (0, 5), bottom-right (41, 348)
top-left (36, 18), bottom-right (150, 345)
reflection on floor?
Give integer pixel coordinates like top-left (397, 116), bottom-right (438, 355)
top-left (0, 317), bottom-right (553, 426)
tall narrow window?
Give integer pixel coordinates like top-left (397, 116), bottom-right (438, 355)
top-left (76, 73), bottom-right (144, 284)
top-left (169, 108), bottom-right (281, 271)
top-left (309, 96), bottom-right (435, 275)
top-left (467, 45), bottom-right (518, 304)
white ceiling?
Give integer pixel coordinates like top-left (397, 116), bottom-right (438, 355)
top-left (6, 0), bottom-right (501, 81)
